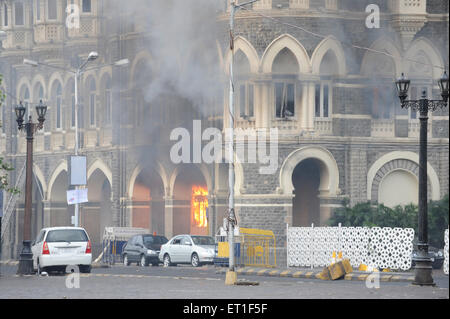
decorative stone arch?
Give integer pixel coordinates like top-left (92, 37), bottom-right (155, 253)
top-left (32, 163), bottom-right (48, 200)
top-left (224, 36), bottom-right (260, 74)
top-left (48, 72), bottom-right (65, 96)
top-left (311, 36), bottom-right (347, 76)
top-left (30, 75), bottom-right (47, 101)
top-left (87, 159), bottom-right (113, 188)
top-left (404, 37), bottom-right (445, 80)
top-left (168, 163), bottom-right (212, 198)
top-left (361, 36), bottom-right (402, 77)
top-left (367, 151), bottom-right (441, 202)
top-left (129, 51), bottom-right (154, 88)
top-left (82, 73), bottom-right (98, 91)
top-left (128, 162), bottom-right (169, 199)
top-left (16, 77), bottom-right (31, 99)
top-left (99, 67), bottom-right (113, 87)
top-left (279, 146), bottom-right (340, 197)
top-left (47, 160), bottom-right (68, 200)
top-left (261, 34), bottom-right (311, 74)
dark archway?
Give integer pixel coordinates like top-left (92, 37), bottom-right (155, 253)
top-left (173, 166), bottom-right (208, 236)
top-left (292, 159), bottom-right (321, 227)
top-left (132, 168), bottom-right (165, 235)
top-left (86, 169), bottom-right (112, 258)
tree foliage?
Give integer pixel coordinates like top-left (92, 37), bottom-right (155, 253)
top-left (328, 195), bottom-right (449, 248)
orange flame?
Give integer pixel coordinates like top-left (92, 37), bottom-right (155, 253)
top-left (191, 185), bottom-right (208, 229)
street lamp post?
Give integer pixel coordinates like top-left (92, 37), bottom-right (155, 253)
top-left (225, 0), bottom-right (259, 286)
top-left (23, 54), bottom-right (129, 227)
top-left (395, 71), bottom-right (449, 286)
top-left (15, 100), bottom-right (47, 275)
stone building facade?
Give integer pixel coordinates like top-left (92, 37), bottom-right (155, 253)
top-left (1, 0), bottom-right (448, 266)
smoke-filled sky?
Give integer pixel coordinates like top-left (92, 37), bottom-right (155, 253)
top-left (107, 0), bottom-right (225, 116)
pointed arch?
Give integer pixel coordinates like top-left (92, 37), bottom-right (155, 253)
top-left (16, 78), bottom-right (31, 99)
top-left (168, 163), bottom-right (212, 198)
top-left (48, 72), bottom-right (64, 96)
top-left (361, 36), bottom-right (402, 77)
top-left (31, 74), bottom-right (47, 101)
top-left (87, 159), bottom-right (113, 188)
top-left (311, 36), bottom-right (347, 76)
top-left (224, 36), bottom-right (260, 74)
top-left (47, 160), bottom-right (68, 200)
top-left (128, 162), bottom-right (168, 199)
top-left (32, 164), bottom-right (48, 199)
top-left (129, 51), bottom-right (154, 88)
top-left (404, 37), bottom-right (445, 80)
top-left (261, 34), bottom-right (311, 74)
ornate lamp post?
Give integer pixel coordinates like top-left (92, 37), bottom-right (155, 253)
top-left (395, 71), bottom-right (449, 286)
top-left (15, 100), bottom-right (47, 275)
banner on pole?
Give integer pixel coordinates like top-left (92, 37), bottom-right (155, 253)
top-left (69, 156), bottom-right (87, 186)
top-left (67, 189), bottom-right (88, 205)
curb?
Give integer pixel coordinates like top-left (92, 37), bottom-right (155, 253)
top-left (216, 267), bottom-right (415, 283)
top-left (1, 261), bottom-right (110, 269)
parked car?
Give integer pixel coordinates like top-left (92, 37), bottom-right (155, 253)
top-left (122, 234), bottom-right (168, 267)
top-left (411, 245), bottom-right (445, 270)
top-left (159, 235), bottom-right (216, 267)
top-left (31, 227), bottom-right (92, 274)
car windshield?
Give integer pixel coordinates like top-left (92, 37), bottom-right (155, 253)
top-left (143, 236), bottom-right (168, 246)
top-left (46, 229), bottom-right (88, 243)
top-left (191, 236), bottom-right (215, 246)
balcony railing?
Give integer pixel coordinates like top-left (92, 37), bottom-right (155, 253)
top-left (314, 118), bottom-right (332, 136)
top-left (371, 119), bottom-right (395, 138)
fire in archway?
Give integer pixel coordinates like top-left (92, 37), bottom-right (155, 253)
top-left (191, 185), bottom-right (208, 235)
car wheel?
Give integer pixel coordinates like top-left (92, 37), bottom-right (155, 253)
top-left (37, 259), bottom-right (41, 275)
top-left (191, 253), bottom-right (201, 267)
top-left (123, 254), bottom-right (130, 266)
top-left (140, 255), bottom-right (148, 267)
top-left (80, 265), bottom-right (92, 274)
top-left (163, 254), bottom-right (172, 267)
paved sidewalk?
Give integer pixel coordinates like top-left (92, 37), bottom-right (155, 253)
top-left (215, 266), bottom-right (416, 283)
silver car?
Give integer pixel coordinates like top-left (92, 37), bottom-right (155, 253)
top-left (159, 235), bottom-right (215, 267)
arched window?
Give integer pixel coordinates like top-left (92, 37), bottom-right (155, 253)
top-left (234, 50), bottom-right (254, 120)
top-left (315, 50), bottom-right (338, 119)
top-left (104, 76), bottom-right (112, 125)
top-left (82, 0), bottom-right (91, 13)
top-left (3, 3), bottom-right (8, 27)
top-left (133, 60), bottom-right (152, 127)
top-left (53, 82), bottom-right (63, 129)
top-left (36, 0), bottom-right (41, 21)
top-left (48, 0), bottom-right (57, 20)
top-left (88, 78), bottom-right (96, 127)
top-left (15, 1), bottom-right (24, 26)
top-left (70, 82), bottom-right (76, 128)
top-left (272, 48), bottom-right (298, 119)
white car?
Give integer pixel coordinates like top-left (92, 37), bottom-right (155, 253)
top-left (159, 235), bottom-right (216, 267)
top-left (31, 227), bottom-right (92, 274)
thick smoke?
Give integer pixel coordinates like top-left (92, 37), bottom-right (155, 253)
top-left (109, 0), bottom-right (225, 114)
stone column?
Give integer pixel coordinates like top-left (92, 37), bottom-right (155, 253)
top-left (42, 200), bottom-right (52, 228)
top-left (307, 82), bottom-right (316, 131)
top-left (164, 196), bottom-right (174, 239)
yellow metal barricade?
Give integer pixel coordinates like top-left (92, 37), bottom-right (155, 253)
top-left (215, 228), bottom-right (276, 268)
top-left (240, 228), bottom-right (276, 268)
